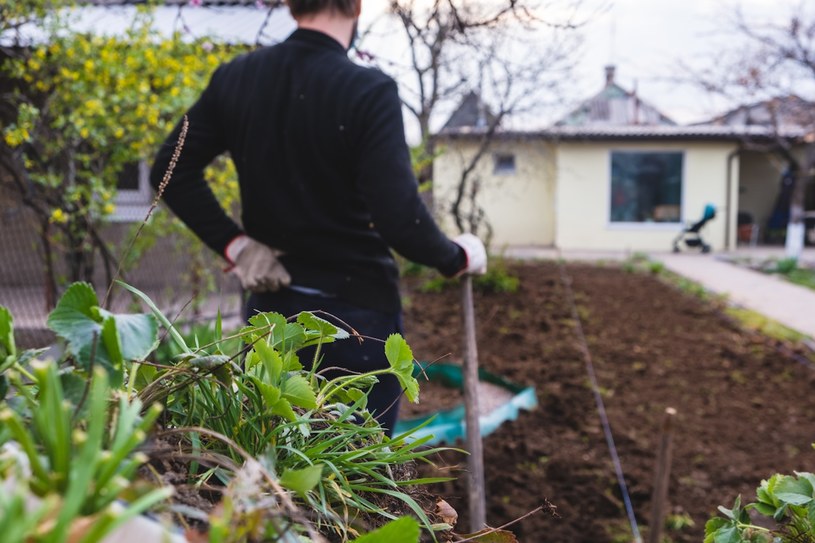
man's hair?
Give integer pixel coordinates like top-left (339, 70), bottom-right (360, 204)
top-left (287, 0), bottom-right (357, 18)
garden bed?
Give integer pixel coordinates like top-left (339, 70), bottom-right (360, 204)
top-left (401, 261), bottom-right (815, 542)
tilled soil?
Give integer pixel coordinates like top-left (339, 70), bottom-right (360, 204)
top-left (400, 261), bottom-right (815, 543)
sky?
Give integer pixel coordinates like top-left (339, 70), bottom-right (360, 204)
top-left (358, 0), bottom-right (812, 130)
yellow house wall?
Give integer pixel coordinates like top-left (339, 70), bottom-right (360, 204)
top-left (555, 141), bottom-right (739, 251)
top-left (433, 139), bottom-right (557, 247)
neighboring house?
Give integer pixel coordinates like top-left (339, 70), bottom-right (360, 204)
top-left (433, 65), bottom-right (813, 252)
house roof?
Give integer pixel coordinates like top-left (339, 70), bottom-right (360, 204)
top-left (442, 123), bottom-right (809, 143)
top-left (555, 65), bottom-right (676, 127)
top-left (441, 91), bottom-right (498, 132)
top-left (701, 95), bottom-right (815, 133)
top-left (438, 66), bottom-right (811, 143)
top-left (2, 1), bottom-right (295, 46)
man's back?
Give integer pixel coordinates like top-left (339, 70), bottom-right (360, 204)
top-left (152, 29), bottom-right (463, 312)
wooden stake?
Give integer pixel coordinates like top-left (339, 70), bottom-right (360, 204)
top-left (648, 407), bottom-right (677, 543)
top-left (461, 275), bottom-right (486, 532)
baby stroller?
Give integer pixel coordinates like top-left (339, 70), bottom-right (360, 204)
top-left (672, 204), bottom-right (716, 253)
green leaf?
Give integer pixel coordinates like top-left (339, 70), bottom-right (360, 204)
top-left (188, 354), bottom-right (231, 370)
top-left (336, 388), bottom-right (368, 411)
top-left (775, 475), bottom-right (814, 506)
top-left (0, 375), bottom-right (7, 402)
top-left (752, 502), bottom-right (775, 516)
top-left (0, 306), bottom-right (16, 372)
top-left (297, 312), bottom-right (350, 340)
top-left (48, 283), bottom-right (158, 384)
top-left (384, 334), bottom-right (419, 403)
top-left (257, 381), bottom-right (282, 407)
top-left (351, 516), bottom-right (420, 543)
top-left (47, 283), bottom-right (112, 372)
top-left (807, 501), bottom-right (815, 528)
top-left (712, 525), bottom-right (741, 543)
top-left (116, 280), bottom-right (188, 353)
top-left (283, 374), bottom-right (317, 410)
top-left (100, 317), bottom-right (124, 386)
top-left (704, 518), bottom-right (729, 542)
top-left (796, 472), bottom-right (815, 492)
top-left (271, 398), bottom-right (297, 422)
top-left (255, 340), bottom-right (283, 383)
top-left (279, 464), bottom-right (324, 498)
top-left (756, 483), bottom-right (775, 507)
top-left (104, 311), bottom-right (159, 362)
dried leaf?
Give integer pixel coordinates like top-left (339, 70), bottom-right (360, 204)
top-left (456, 528), bottom-right (518, 543)
top-left (436, 498), bottom-right (458, 527)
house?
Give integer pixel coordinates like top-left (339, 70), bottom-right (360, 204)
top-left (433, 66), bottom-right (813, 252)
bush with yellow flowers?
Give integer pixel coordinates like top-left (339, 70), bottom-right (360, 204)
top-left (1, 5), bottom-right (247, 299)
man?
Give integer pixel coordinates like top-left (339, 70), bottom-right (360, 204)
top-left (150, 0), bottom-right (486, 435)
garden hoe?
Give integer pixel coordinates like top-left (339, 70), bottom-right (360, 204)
top-left (461, 275), bottom-right (486, 532)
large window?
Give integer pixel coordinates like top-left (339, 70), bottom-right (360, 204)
top-left (610, 151), bottom-right (683, 223)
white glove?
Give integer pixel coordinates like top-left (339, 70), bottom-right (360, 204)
top-left (225, 235), bottom-right (291, 293)
top-left (453, 233), bottom-right (487, 275)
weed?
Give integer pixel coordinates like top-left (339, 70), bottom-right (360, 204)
top-left (775, 257), bottom-right (798, 274)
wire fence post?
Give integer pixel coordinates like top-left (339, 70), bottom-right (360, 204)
top-left (648, 407), bottom-right (677, 543)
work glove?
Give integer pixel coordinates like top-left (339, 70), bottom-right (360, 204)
top-left (225, 235), bottom-right (291, 293)
top-left (453, 233), bottom-right (488, 275)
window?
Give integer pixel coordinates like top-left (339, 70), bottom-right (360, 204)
top-left (111, 160), bottom-right (152, 222)
top-left (610, 151), bottom-right (683, 223)
top-left (493, 153), bottom-right (516, 175)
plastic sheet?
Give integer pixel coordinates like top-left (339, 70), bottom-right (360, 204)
top-left (393, 363), bottom-right (538, 445)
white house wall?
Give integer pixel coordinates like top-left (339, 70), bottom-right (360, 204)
top-left (555, 141), bottom-right (739, 252)
top-left (433, 139), bottom-right (557, 248)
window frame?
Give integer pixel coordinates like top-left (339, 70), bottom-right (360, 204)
top-left (110, 160), bottom-right (152, 222)
top-left (493, 152), bottom-right (517, 176)
top-left (606, 149), bottom-right (686, 230)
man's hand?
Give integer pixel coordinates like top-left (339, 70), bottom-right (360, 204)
top-left (225, 235), bottom-right (291, 293)
top-left (453, 233), bottom-right (487, 275)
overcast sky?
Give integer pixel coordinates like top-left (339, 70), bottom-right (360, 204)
top-left (359, 0), bottom-right (812, 129)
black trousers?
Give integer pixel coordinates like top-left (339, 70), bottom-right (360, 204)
top-left (245, 288), bottom-right (403, 436)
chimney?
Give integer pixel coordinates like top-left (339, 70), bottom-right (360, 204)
top-left (605, 65), bottom-right (616, 86)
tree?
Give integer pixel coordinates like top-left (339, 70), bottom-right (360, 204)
top-left (685, 6), bottom-right (815, 257)
top-left (360, 0), bottom-right (585, 241)
top-left (0, 6), bottom-right (245, 307)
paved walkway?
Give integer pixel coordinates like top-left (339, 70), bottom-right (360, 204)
top-left (505, 246), bottom-right (815, 339)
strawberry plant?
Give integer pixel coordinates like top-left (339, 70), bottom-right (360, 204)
top-left (1, 278), bottom-right (453, 542)
top-left (706, 472), bottom-right (815, 543)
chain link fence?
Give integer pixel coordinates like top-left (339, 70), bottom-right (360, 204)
top-left (1, 189), bottom-right (243, 349)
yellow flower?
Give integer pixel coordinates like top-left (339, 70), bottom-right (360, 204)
top-left (79, 127), bottom-right (89, 139)
top-left (114, 127), bottom-right (124, 139)
top-left (102, 203), bottom-right (116, 215)
top-left (50, 209), bottom-right (68, 224)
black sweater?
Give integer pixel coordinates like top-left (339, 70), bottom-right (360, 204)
top-left (150, 29), bottom-right (465, 313)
